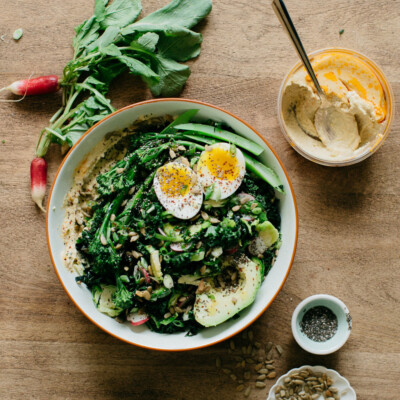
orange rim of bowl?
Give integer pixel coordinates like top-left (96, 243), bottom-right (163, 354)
top-left (46, 98), bottom-right (299, 352)
top-left (277, 47), bottom-right (395, 167)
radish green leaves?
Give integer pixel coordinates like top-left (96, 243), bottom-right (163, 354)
top-left (35, 0), bottom-right (212, 157)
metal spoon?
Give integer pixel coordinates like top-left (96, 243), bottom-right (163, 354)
top-left (271, 0), bottom-right (356, 148)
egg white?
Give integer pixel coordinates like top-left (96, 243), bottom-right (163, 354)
top-left (153, 161), bottom-right (203, 220)
top-left (197, 142), bottom-right (246, 200)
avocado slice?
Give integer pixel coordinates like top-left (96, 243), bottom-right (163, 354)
top-left (193, 256), bottom-right (263, 327)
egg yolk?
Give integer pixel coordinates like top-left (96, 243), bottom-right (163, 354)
top-left (158, 164), bottom-right (193, 197)
top-left (199, 147), bottom-right (240, 181)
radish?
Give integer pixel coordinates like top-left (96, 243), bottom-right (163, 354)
top-left (30, 158), bottom-right (47, 212)
top-left (0, 75), bottom-right (59, 97)
top-left (170, 243), bottom-right (190, 252)
top-left (139, 267), bottom-right (151, 284)
top-left (127, 311), bottom-right (150, 326)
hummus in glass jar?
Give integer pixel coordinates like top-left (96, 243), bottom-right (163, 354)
top-left (281, 51), bottom-right (387, 162)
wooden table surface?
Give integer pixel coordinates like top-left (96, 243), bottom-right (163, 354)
top-left (1, 1), bottom-right (399, 399)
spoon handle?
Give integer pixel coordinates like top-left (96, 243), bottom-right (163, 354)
top-left (271, 0), bottom-right (324, 96)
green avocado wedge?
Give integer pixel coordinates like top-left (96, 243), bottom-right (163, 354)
top-left (193, 256), bottom-right (263, 327)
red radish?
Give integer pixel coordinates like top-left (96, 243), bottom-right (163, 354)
top-left (139, 267), bottom-right (151, 284)
top-left (0, 75), bottom-right (59, 96)
top-left (170, 243), bottom-right (190, 252)
top-left (127, 312), bottom-right (150, 326)
top-left (226, 246), bottom-right (239, 255)
top-left (30, 158), bottom-right (47, 212)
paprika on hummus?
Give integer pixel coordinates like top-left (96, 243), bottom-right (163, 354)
top-left (281, 51), bottom-right (387, 162)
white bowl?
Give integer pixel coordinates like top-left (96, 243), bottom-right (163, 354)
top-left (291, 294), bottom-right (352, 355)
top-left (268, 365), bottom-right (357, 399)
top-left (47, 99), bottom-right (298, 351)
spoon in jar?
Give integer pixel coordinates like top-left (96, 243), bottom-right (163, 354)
top-left (271, 0), bottom-right (359, 151)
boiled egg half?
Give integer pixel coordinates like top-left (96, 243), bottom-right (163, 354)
top-left (154, 160), bottom-right (203, 219)
top-left (197, 143), bottom-right (246, 200)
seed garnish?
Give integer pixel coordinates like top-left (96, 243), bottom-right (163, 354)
top-left (300, 306), bottom-right (338, 342)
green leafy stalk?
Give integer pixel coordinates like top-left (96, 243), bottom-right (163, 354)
top-left (35, 0), bottom-right (212, 157)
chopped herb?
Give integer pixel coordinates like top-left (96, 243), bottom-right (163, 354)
top-left (1, 140), bottom-right (5, 144)
top-left (339, 29), bottom-right (345, 35)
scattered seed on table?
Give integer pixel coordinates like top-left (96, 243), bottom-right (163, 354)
top-left (248, 330), bottom-right (254, 342)
top-left (244, 371), bottom-right (251, 380)
top-left (255, 363), bottom-right (263, 371)
top-left (230, 340), bottom-right (236, 350)
top-left (246, 344), bottom-right (252, 354)
top-left (255, 382), bottom-right (266, 388)
top-left (267, 371), bottom-right (277, 379)
top-left (236, 384), bottom-right (245, 392)
top-left (254, 341), bottom-right (261, 349)
top-left (258, 368), bottom-right (269, 374)
top-left (230, 374), bottom-right (237, 381)
top-left (245, 358), bottom-right (254, 364)
top-left (222, 368), bottom-right (231, 374)
top-left (242, 346), bottom-right (247, 355)
top-left (266, 341), bottom-right (273, 353)
top-left (244, 386), bottom-right (251, 397)
top-left (257, 374), bottom-right (267, 380)
top-left (276, 344), bottom-right (283, 356)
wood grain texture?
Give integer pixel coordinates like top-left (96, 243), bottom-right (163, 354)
top-left (1, 1), bottom-right (399, 399)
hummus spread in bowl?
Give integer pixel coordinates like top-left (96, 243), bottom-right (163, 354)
top-left (278, 48), bottom-right (394, 166)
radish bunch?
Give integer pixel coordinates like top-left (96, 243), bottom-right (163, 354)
top-left (1, 0), bottom-right (212, 211)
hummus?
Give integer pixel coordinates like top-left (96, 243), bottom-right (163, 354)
top-left (281, 52), bottom-right (387, 162)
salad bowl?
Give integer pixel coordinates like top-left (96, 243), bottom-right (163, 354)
top-left (47, 98), bottom-right (298, 351)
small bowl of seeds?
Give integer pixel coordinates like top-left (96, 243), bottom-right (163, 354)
top-left (268, 365), bottom-right (356, 400)
top-left (291, 294), bottom-right (352, 355)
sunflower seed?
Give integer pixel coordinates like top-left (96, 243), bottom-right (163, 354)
top-left (100, 234), bottom-right (107, 246)
top-left (201, 211), bottom-right (209, 220)
top-left (276, 344), bottom-right (283, 356)
top-left (229, 340), bottom-right (236, 350)
top-left (255, 382), bottom-right (266, 388)
top-left (177, 145), bottom-right (186, 151)
top-left (110, 214), bottom-right (116, 221)
top-left (169, 148), bottom-right (176, 158)
top-left (246, 344), bottom-right (252, 355)
top-left (266, 342), bottom-right (273, 353)
top-left (244, 386), bottom-right (251, 397)
top-left (258, 369), bottom-right (269, 374)
top-left (255, 363), bottom-right (263, 371)
top-left (236, 384), bottom-right (244, 392)
top-left (116, 167), bottom-right (125, 174)
top-left (115, 243), bottom-right (122, 250)
top-left (267, 371), bottom-right (276, 379)
top-left (210, 217), bottom-right (220, 224)
top-left (232, 205), bottom-right (241, 212)
top-left (257, 374), bottom-right (267, 381)
top-left (130, 234), bottom-right (139, 242)
top-left (128, 186), bottom-right (135, 195)
top-left (131, 251), bottom-right (142, 258)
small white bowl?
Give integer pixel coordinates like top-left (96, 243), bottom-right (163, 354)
top-left (268, 365), bottom-right (357, 400)
top-left (47, 99), bottom-right (298, 351)
top-left (291, 294), bottom-right (352, 355)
